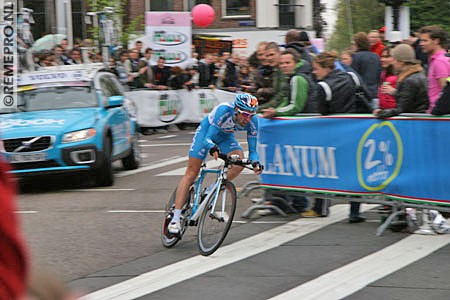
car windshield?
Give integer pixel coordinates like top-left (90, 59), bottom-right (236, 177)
top-left (17, 86), bottom-right (97, 112)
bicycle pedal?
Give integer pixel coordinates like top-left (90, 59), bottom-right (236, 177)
top-left (189, 220), bottom-right (198, 226)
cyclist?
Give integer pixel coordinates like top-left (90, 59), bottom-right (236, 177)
top-left (168, 93), bottom-right (263, 234)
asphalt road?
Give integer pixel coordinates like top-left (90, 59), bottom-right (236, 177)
top-left (16, 128), bottom-right (450, 300)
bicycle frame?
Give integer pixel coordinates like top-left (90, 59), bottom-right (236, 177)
top-left (189, 162), bottom-right (231, 223)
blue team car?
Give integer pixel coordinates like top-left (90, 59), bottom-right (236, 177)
top-left (0, 64), bottom-right (141, 186)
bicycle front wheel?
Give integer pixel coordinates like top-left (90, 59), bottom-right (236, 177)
top-left (197, 181), bottom-right (237, 256)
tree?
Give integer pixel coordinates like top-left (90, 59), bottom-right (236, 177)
top-left (327, 0), bottom-right (450, 52)
top-left (313, 0), bottom-right (327, 38)
top-left (328, 0), bottom-right (384, 52)
top-left (407, 0), bottom-right (450, 33)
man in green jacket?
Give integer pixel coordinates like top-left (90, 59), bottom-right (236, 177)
top-left (262, 49), bottom-right (315, 118)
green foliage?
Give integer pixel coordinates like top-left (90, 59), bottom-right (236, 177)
top-left (407, 0), bottom-right (450, 33)
top-left (86, 0), bottom-right (124, 46)
top-left (327, 0), bottom-right (450, 52)
top-left (122, 15), bottom-right (145, 50)
top-left (328, 0), bottom-right (384, 52)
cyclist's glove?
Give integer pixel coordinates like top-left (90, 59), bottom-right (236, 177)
top-left (252, 161), bottom-right (264, 171)
top-left (209, 145), bottom-right (220, 157)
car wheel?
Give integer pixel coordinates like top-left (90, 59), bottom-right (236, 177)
top-left (95, 137), bottom-right (114, 186)
top-left (122, 133), bottom-right (141, 170)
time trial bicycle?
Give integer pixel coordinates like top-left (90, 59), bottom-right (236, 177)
top-left (161, 153), bottom-right (262, 256)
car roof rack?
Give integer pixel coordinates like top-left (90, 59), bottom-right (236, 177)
top-left (18, 63), bottom-right (110, 86)
top-left (33, 63), bottom-right (107, 77)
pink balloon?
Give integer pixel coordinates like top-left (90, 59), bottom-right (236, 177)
top-left (191, 4), bottom-right (215, 27)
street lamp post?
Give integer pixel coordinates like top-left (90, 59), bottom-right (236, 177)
top-left (378, 0), bottom-right (409, 42)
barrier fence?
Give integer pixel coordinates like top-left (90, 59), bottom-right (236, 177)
top-left (125, 89), bottom-right (235, 127)
top-left (258, 114), bottom-right (450, 207)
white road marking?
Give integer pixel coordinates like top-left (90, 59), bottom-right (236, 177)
top-left (251, 221), bottom-right (289, 224)
top-left (269, 234), bottom-right (450, 300)
top-left (15, 211), bottom-right (38, 214)
top-left (157, 135), bottom-right (177, 139)
top-left (140, 143), bottom-right (191, 147)
top-left (116, 156), bottom-right (189, 177)
top-left (82, 204), bottom-right (377, 300)
top-left (107, 210), bottom-right (165, 213)
top-left (63, 189), bottom-right (135, 192)
top-left (156, 151), bottom-right (253, 176)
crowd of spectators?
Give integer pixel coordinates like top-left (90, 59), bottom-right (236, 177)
top-left (21, 26), bottom-right (450, 219)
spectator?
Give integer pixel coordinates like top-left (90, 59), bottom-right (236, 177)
top-left (248, 41), bottom-right (267, 69)
top-left (53, 45), bottom-right (72, 65)
top-left (215, 56), bottom-right (227, 88)
top-left (351, 32), bottom-right (382, 102)
top-left (431, 77), bottom-right (450, 115)
top-left (125, 48), bottom-right (142, 88)
top-left (69, 47), bottom-right (83, 64)
top-left (418, 25), bottom-right (450, 112)
top-left (60, 38), bottom-right (70, 54)
top-left (262, 49), bottom-right (316, 118)
top-left (340, 49), bottom-right (353, 67)
top-left (378, 46), bottom-right (398, 109)
top-left (135, 40), bottom-right (144, 59)
top-left (261, 49), bottom-right (316, 215)
top-left (256, 42), bottom-right (287, 109)
top-left (313, 51), bottom-right (369, 222)
top-left (0, 161), bottom-right (29, 299)
top-left (115, 50), bottom-right (131, 85)
top-left (285, 29), bottom-right (314, 70)
top-left (374, 44), bottom-right (429, 119)
top-left (198, 53), bottom-right (215, 88)
top-left (167, 66), bottom-right (188, 90)
top-left (140, 47), bottom-right (154, 66)
top-left (223, 53), bottom-right (240, 91)
top-left (252, 44), bottom-right (274, 106)
top-left (39, 52), bottom-right (57, 67)
top-left (184, 65), bottom-right (200, 90)
top-left (138, 49), bottom-right (155, 88)
top-left (239, 65), bottom-right (253, 92)
top-left (151, 56), bottom-right (171, 90)
top-left (368, 30), bottom-right (385, 57)
top-left (405, 32), bottom-right (428, 69)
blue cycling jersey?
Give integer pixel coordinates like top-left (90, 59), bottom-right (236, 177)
top-left (189, 102), bottom-right (259, 161)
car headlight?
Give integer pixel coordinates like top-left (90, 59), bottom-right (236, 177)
top-left (62, 128), bottom-right (96, 143)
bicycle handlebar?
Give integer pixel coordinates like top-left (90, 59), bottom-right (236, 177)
top-left (218, 153), bottom-right (264, 171)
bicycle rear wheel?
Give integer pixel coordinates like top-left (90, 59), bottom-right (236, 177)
top-left (197, 181), bottom-right (237, 256)
top-left (161, 187), bottom-right (192, 248)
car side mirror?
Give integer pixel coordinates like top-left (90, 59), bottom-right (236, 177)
top-left (106, 95), bottom-right (124, 108)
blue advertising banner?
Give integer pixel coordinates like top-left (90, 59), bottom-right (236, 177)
top-left (258, 115), bottom-right (450, 206)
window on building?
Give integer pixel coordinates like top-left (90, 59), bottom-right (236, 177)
top-left (278, 0), bottom-right (296, 28)
top-left (223, 0), bottom-right (250, 17)
top-left (186, 0), bottom-right (212, 11)
top-left (149, 0), bottom-right (174, 11)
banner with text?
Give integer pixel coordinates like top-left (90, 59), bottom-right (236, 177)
top-left (145, 12), bottom-right (192, 68)
top-left (258, 115), bottom-right (450, 206)
top-left (125, 89), bottom-right (236, 127)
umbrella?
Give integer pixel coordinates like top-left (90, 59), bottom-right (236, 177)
top-left (30, 34), bottom-right (67, 52)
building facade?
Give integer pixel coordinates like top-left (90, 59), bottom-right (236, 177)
top-left (19, 0), bottom-right (316, 55)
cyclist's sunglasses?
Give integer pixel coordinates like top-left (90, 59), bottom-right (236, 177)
top-left (237, 108), bottom-right (256, 118)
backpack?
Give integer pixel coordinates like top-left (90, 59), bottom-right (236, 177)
top-left (318, 71), bottom-right (372, 113)
top-left (347, 72), bottom-right (372, 113)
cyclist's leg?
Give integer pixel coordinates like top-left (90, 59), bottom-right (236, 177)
top-left (173, 123), bottom-right (208, 211)
top-left (218, 135), bottom-right (245, 180)
top-left (226, 149), bottom-right (244, 180)
top-left (174, 157), bottom-right (203, 210)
